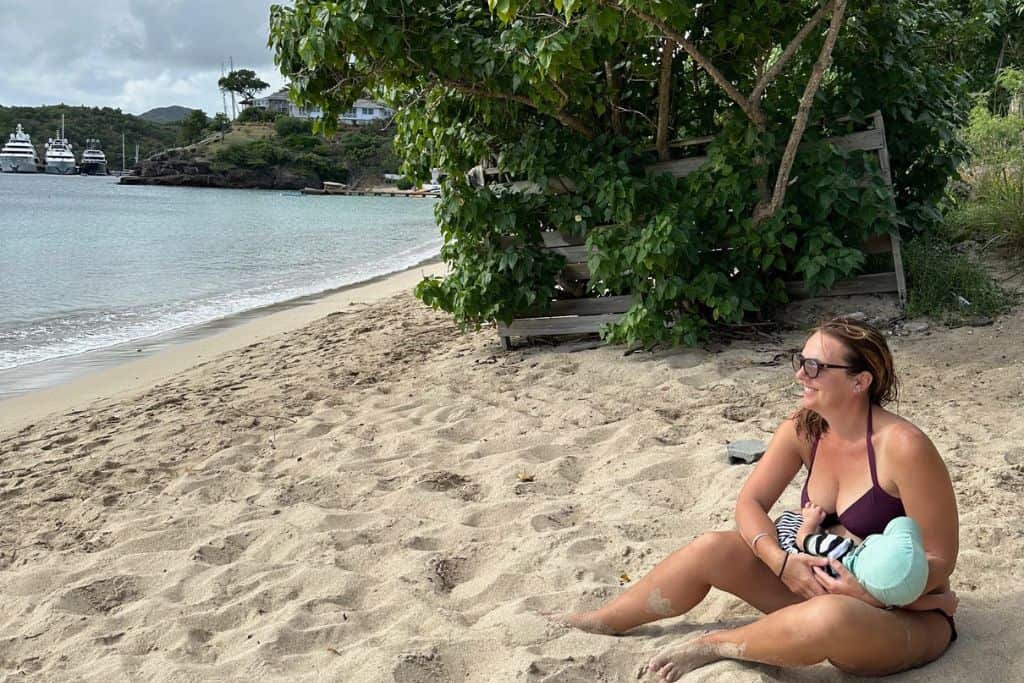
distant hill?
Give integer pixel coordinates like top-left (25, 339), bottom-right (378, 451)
top-left (0, 105), bottom-right (180, 170)
top-left (139, 106), bottom-right (195, 124)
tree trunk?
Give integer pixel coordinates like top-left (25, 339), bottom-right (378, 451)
top-left (754, 0), bottom-right (848, 224)
top-left (656, 40), bottom-right (675, 161)
top-left (605, 60), bottom-right (624, 137)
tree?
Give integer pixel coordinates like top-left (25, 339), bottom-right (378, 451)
top-left (211, 112), bottom-right (231, 141)
top-left (270, 1), bottom-right (968, 346)
top-left (218, 69), bottom-right (270, 104)
top-left (181, 109), bottom-right (210, 144)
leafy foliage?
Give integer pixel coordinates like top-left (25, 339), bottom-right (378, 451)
top-left (218, 69), bottom-right (271, 103)
top-left (947, 104), bottom-right (1024, 252)
top-left (237, 107), bottom-right (280, 123)
top-left (209, 119), bottom-right (396, 186)
top-left (270, 0), bottom-right (968, 345)
top-left (180, 110), bottom-right (210, 144)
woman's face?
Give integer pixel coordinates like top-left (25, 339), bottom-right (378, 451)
top-left (795, 331), bottom-right (861, 412)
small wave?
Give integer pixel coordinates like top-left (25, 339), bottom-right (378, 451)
top-left (0, 239), bottom-right (441, 372)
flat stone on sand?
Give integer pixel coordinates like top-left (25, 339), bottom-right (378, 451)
top-left (727, 439), bottom-right (766, 464)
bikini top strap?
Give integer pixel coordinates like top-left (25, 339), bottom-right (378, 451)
top-left (866, 405), bottom-right (880, 487)
top-left (807, 437), bottom-right (820, 472)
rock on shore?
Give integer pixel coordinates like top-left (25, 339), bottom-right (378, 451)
top-left (120, 149), bottom-right (319, 190)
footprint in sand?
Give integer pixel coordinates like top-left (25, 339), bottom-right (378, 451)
top-left (416, 471), bottom-right (481, 501)
top-left (392, 647), bottom-right (445, 682)
top-left (56, 576), bottom-right (142, 615)
top-left (192, 533), bottom-right (253, 566)
top-left (426, 555), bottom-right (470, 593)
top-left (566, 537), bottom-right (608, 558)
top-left (400, 535), bottom-right (440, 551)
top-left (524, 655), bottom-right (610, 683)
top-left (530, 506), bottom-right (580, 532)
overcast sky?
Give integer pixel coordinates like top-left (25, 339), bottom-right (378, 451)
top-left (1, 0), bottom-right (288, 116)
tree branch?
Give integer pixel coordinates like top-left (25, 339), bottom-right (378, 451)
top-left (605, 60), bottom-right (624, 136)
top-left (656, 39), bottom-right (675, 161)
top-left (758, 0), bottom-right (848, 222)
top-left (598, 0), bottom-right (761, 127)
top-left (445, 80), bottom-right (596, 139)
top-left (750, 0), bottom-right (835, 103)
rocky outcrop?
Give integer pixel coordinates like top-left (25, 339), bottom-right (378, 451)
top-left (120, 149), bottom-right (320, 190)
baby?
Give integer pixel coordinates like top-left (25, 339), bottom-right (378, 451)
top-left (775, 504), bottom-right (957, 613)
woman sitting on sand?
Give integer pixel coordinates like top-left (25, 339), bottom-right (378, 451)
top-left (555, 317), bottom-right (959, 680)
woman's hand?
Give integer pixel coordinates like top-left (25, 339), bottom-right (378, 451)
top-left (813, 559), bottom-right (885, 607)
top-left (779, 553), bottom-right (831, 599)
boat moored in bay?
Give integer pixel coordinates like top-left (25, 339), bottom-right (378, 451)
top-left (79, 139), bottom-right (108, 175)
top-left (0, 124), bottom-right (40, 173)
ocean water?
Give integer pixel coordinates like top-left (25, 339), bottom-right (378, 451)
top-left (0, 173), bottom-right (440, 392)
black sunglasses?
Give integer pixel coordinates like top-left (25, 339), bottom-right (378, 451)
top-left (792, 353), bottom-right (855, 379)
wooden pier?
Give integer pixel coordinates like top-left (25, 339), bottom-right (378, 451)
top-left (299, 187), bottom-right (438, 198)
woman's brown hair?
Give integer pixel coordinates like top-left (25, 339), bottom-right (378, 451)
top-left (793, 316), bottom-right (899, 441)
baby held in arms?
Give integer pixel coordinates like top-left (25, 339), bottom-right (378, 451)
top-left (775, 505), bottom-right (957, 612)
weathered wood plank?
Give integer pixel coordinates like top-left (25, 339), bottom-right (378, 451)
top-left (549, 245), bottom-right (589, 261)
top-left (541, 231), bottom-right (586, 248)
top-left (646, 156), bottom-right (709, 178)
top-left (827, 127), bottom-right (886, 153)
top-left (786, 271), bottom-right (899, 298)
top-left (537, 296), bottom-right (634, 317)
top-left (497, 313), bottom-right (624, 337)
top-left (861, 233), bottom-right (895, 254)
top-left (670, 135), bottom-right (716, 149)
top-left (562, 262), bottom-right (591, 280)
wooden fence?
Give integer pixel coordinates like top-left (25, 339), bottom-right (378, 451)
top-left (496, 112), bottom-right (906, 349)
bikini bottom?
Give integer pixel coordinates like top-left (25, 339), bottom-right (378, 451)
top-left (934, 610), bottom-right (958, 646)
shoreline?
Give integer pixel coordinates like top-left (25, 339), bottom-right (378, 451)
top-left (0, 257), bottom-right (445, 434)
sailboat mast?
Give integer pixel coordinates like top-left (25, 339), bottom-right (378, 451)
top-left (229, 56), bottom-right (237, 119)
top-left (122, 131), bottom-right (126, 173)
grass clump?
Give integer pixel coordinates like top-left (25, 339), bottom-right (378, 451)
top-left (946, 105), bottom-right (1024, 253)
top-left (903, 237), bottom-right (1014, 322)
top-left (946, 167), bottom-right (1024, 254)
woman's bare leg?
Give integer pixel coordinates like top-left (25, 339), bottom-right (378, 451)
top-left (554, 531), bottom-right (801, 634)
top-left (648, 594), bottom-right (954, 681)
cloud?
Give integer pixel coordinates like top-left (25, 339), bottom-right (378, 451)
top-left (0, 0), bottom-right (287, 115)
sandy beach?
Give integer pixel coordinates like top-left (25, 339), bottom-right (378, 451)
top-left (1, 272), bottom-right (1023, 681)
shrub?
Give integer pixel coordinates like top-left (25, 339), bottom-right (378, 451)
top-left (237, 107), bottom-right (279, 123)
top-left (903, 237), bottom-right (1013, 321)
top-left (947, 105), bottom-right (1024, 252)
top-left (396, 176), bottom-right (414, 190)
top-left (964, 105), bottom-right (1024, 166)
top-left (282, 133), bottom-right (324, 151)
top-left (211, 139), bottom-right (287, 169)
top-left (274, 116), bottom-right (314, 138)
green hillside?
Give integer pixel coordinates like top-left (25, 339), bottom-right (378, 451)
top-left (139, 105), bottom-right (195, 124)
top-left (0, 105), bottom-right (180, 170)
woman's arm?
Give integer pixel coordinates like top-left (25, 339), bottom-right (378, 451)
top-left (884, 423), bottom-right (959, 595)
top-left (816, 422), bottom-right (959, 605)
top-left (735, 418), bottom-right (828, 598)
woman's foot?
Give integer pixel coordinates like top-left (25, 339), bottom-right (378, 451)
top-left (647, 633), bottom-right (734, 681)
top-left (543, 610), bottom-right (619, 635)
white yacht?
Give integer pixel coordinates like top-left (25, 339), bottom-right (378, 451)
top-left (79, 139), bottom-right (108, 175)
top-left (0, 124), bottom-right (40, 173)
top-left (45, 128), bottom-right (76, 175)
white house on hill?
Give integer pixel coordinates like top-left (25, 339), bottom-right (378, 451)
top-left (241, 88), bottom-right (393, 124)
top-left (340, 99), bottom-right (394, 125)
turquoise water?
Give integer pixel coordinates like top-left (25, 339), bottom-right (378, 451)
top-left (0, 174), bottom-right (440, 390)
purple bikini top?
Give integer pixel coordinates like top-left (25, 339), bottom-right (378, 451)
top-left (800, 407), bottom-right (906, 539)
